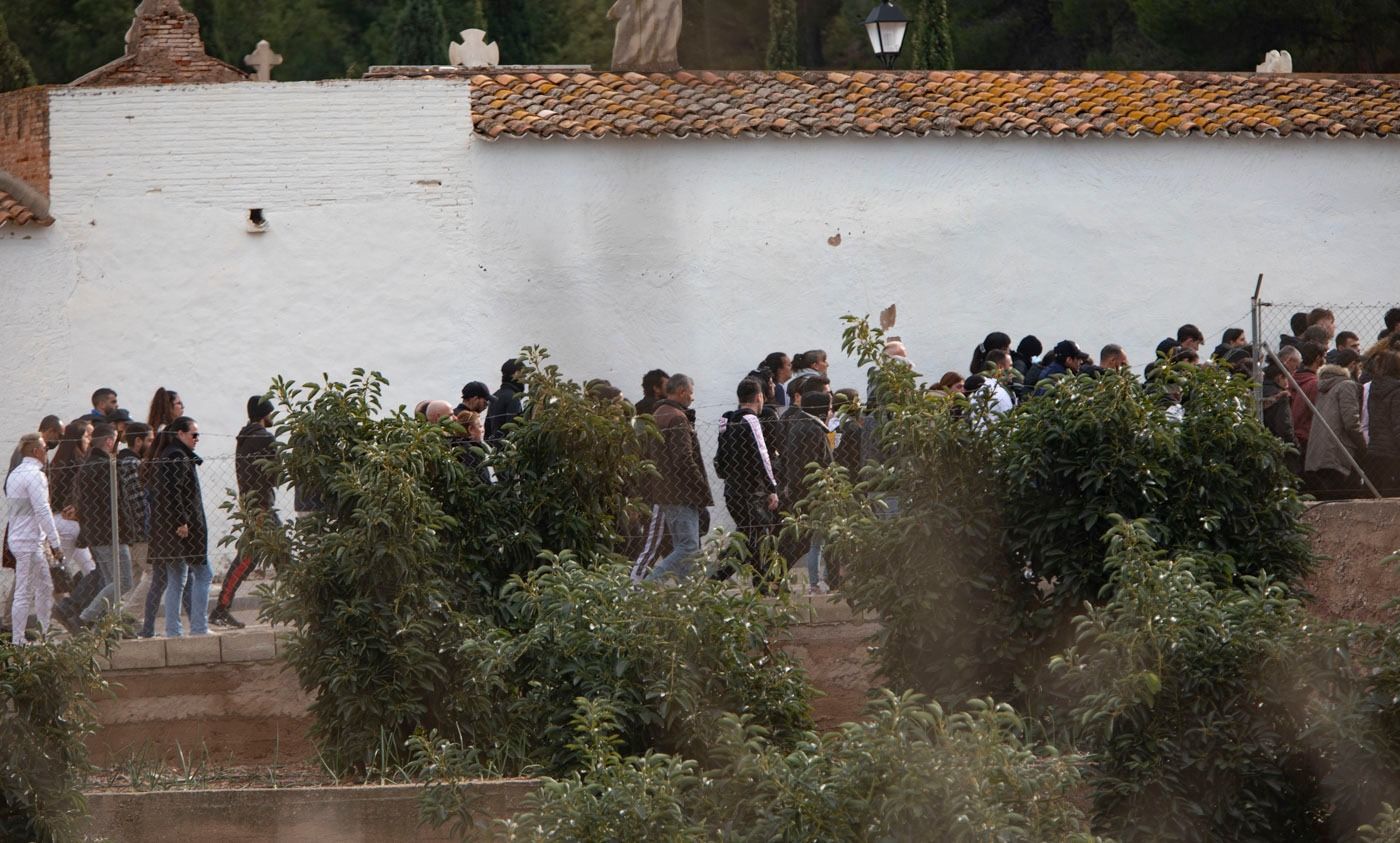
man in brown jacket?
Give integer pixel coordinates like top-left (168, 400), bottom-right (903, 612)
top-left (645, 374), bottom-right (714, 581)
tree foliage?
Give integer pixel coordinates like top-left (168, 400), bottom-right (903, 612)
top-left (766, 0), bottom-right (798, 69)
top-left (0, 9), bottom-right (35, 92)
top-left (480, 692), bottom-right (1103, 842)
top-left (0, 627), bottom-right (115, 843)
top-left (392, 0), bottom-right (449, 65)
top-left (252, 360), bottom-right (810, 776)
top-left (2, 0), bottom-right (1395, 84)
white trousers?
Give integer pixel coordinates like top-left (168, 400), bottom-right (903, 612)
top-left (11, 547), bottom-right (52, 645)
top-left (56, 515), bottom-right (94, 575)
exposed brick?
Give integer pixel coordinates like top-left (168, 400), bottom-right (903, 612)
top-left (0, 87), bottom-right (51, 194)
top-left (72, 0), bottom-right (246, 88)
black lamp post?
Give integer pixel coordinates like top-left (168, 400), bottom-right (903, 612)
top-left (864, 1), bottom-right (910, 69)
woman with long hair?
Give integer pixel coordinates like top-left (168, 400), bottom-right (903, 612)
top-left (760, 352), bottom-right (792, 407)
top-left (146, 387), bottom-right (186, 431)
top-left (147, 416), bottom-right (210, 636)
top-left (970, 332), bottom-right (1012, 376)
top-left (48, 418), bottom-right (94, 581)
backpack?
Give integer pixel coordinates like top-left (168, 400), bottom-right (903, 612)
top-left (714, 411), bottom-right (748, 482)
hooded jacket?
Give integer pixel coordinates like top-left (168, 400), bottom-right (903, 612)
top-left (649, 399), bottom-right (713, 508)
top-left (236, 421), bottom-right (278, 511)
top-left (148, 439), bottom-right (208, 566)
top-left (716, 407), bottom-right (777, 496)
top-left (1304, 365), bottom-right (1365, 476)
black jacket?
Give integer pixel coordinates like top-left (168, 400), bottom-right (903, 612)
top-left (75, 450), bottom-right (135, 548)
top-left (148, 440), bottom-right (208, 566)
top-left (486, 382), bottom-right (525, 442)
top-left (717, 407), bottom-right (777, 495)
top-left (650, 399), bottom-right (713, 508)
top-left (1368, 375), bottom-right (1400, 461)
top-left (236, 422), bottom-right (278, 511)
top-left (116, 447), bottom-right (149, 543)
top-left (781, 410), bottom-right (832, 505)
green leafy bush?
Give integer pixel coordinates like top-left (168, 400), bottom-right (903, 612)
top-left (256, 361), bottom-right (809, 776)
top-left (498, 691), bottom-right (1103, 843)
top-left (0, 629), bottom-right (114, 842)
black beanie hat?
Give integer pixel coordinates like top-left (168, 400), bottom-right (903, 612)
top-left (247, 395), bottom-right (275, 421)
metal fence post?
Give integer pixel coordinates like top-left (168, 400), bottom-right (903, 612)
top-left (109, 454), bottom-right (122, 618)
top-left (1251, 274), bottom-right (1266, 423)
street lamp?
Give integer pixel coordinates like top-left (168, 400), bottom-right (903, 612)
top-left (864, 1), bottom-right (910, 69)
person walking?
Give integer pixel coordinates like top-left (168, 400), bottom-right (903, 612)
top-left (149, 417), bottom-right (211, 636)
top-left (211, 396), bottom-right (280, 629)
top-left (5, 434), bottom-right (63, 644)
top-left (1291, 343), bottom-right (1325, 459)
top-left (635, 369), bottom-right (670, 416)
top-left (73, 423), bottom-right (137, 630)
top-left (114, 423), bottom-right (154, 622)
top-left (146, 387), bottom-right (185, 431)
top-left (1364, 351), bottom-right (1400, 496)
top-left (644, 374), bottom-right (713, 581)
top-left (486, 360), bottom-right (526, 442)
top-left (715, 377), bottom-right (780, 579)
top-left (49, 418), bottom-right (96, 590)
top-left (1304, 352), bottom-right (1367, 498)
top-left (781, 390), bottom-right (834, 594)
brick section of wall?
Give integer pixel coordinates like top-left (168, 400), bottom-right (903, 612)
top-left (0, 87), bottom-right (51, 194)
top-left (73, 0), bottom-right (246, 87)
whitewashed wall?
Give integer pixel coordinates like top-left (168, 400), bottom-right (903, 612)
top-left (2, 79), bottom-right (1397, 536)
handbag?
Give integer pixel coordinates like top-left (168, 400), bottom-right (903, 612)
top-left (43, 543), bottom-right (73, 594)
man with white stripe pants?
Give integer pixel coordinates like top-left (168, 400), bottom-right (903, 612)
top-left (5, 433), bottom-right (63, 644)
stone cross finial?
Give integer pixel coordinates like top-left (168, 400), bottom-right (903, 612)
top-left (609, 0), bottom-right (682, 72)
top-left (244, 40), bottom-right (283, 81)
top-left (1256, 49), bottom-right (1293, 73)
top-left (449, 29), bottom-right (500, 67)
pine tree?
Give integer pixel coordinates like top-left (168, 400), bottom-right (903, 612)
top-left (0, 10), bottom-right (37, 92)
top-left (392, 0), bottom-right (450, 65)
top-left (766, 0), bottom-right (797, 69)
top-left (910, 0), bottom-right (953, 70)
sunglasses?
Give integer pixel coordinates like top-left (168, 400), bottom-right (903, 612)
top-left (184, 431), bottom-right (200, 440)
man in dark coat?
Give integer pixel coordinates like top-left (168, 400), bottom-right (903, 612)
top-left (716, 377), bottom-right (779, 551)
top-left (644, 374), bottom-right (713, 581)
top-left (781, 391), bottom-right (834, 593)
top-left (486, 359), bottom-right (527, 442)
top-left (69, 423), bottom-right (138, 630)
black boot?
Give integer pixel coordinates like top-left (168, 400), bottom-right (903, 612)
top-left (208, 606), bottom-right (245, 629)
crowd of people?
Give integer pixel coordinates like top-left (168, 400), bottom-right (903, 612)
top-left (2, 388), bottom-right (277, 645)
top-left (5, 306), bottom-right (1400, 644)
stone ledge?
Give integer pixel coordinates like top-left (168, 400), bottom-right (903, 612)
top-left (86, 780), bottom-right (539, 842)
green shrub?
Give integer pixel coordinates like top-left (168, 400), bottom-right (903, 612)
top-left (0, 629), bottom-right (114, 842)
top-left (1052, 520), bottom-right (1329, 841)
top-left (256, 361), bottom-right (809, 776)
top-left (499, 691), bottom-right (1103, 843)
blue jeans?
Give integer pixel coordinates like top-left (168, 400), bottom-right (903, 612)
top-left (805, 536), bottom-right (825, 587)
top-left (646, 505), bottom-right (702, 581)
top-left (143, 562), bottom-right (192, 637)
top-left (81, 544), bottom-right (134, 623)
top-left (165, 561), bottom-right (212, 637)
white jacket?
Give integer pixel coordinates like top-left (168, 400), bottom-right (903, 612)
top-left (5, 456), bottom-right (59, 553)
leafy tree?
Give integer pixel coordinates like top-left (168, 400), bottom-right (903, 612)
top-left (910, 0), bottom-right (954, 69)
top-left (254, 361), bottom-right (810, 775)
top-left (489, 692), bottom-right (1103, 842)
top-left (766, 0), bottom-right (798, 69)
top-left (0, 627), bottom-right (115, 842)
top-left (0, 9), bottom-right (35, 91)
top-left (392, 0), bottom-right (449, 64)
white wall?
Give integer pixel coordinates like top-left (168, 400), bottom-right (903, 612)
top-left (3, 79), bottom-right (1398, 536)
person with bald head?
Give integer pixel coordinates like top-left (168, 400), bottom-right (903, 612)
top-left (425, 401), bottom-right (454, 424)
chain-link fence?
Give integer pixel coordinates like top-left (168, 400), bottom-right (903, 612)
top-left (1254, 301), bottom-right (1394, 354)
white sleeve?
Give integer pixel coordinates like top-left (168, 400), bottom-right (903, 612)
top-left (28, 471), bottom-right (59, 546)
top-left (742, 414), bottom-right (777, 488)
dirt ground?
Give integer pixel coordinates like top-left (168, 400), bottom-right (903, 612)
top-left (1302, 499), bottom-right (1400, 625)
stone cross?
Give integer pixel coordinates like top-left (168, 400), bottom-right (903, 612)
top-left (449, 29), bottom-right (500, 67)
top-left (244, 40), bottom-right (283, 82)
top-left (1256, 49), bottom-right (1293, 73)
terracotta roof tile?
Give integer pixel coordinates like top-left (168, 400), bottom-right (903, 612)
top-left (0, 189), bottom-right (52, 227)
